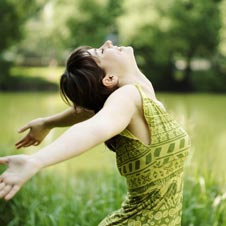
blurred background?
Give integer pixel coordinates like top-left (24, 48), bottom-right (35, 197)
top-left (0, 0), bottom-right (226, 225)
top-left (0, 0), bottom-right (226, 92)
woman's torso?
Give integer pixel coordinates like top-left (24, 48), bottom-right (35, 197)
top-left (109, 83), bottom-right (191, 225)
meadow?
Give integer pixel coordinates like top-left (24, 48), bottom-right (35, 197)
top-left (0, 91), bottom-right (226, 226)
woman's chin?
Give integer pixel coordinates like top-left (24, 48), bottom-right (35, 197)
top-left (121, 46), bottom-right (134, 55)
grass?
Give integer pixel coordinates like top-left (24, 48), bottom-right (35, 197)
top-left (0, 168), bottom-right (126, 226)
top-left (182, 172), bottom-right (226, 226)
top-left (0, 157), bottom-right (226, 226)
top-left (10, 66), bottom-right (64, 84)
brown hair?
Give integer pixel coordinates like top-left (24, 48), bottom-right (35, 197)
top-left (60, 46), bottom-right (119, 151)
top-left (60, 46), bottom-right (118, 113)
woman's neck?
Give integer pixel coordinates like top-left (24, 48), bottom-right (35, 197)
top-left (119, 69), bottom-right (150, 87)
top-left (118, 69), bottom-right (156, 99)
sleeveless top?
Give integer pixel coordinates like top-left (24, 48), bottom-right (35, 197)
top-left (99, 85), bottom-right (191, 226)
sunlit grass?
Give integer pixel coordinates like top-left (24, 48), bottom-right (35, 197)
top-left (0, 163), bottom-right (225, 226)
top-left (0, 167), bottom-right (127, 226)
top-left (182, 170), bottom-right (226, 226)
top-left (10, 66), bottom-right (64, 84)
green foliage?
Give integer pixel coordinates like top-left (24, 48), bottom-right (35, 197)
top-left (0, 0), bottom-right (21, 52)
top-left (66, 0), bottom-right (123, 48)
top-left (0, 0), bottom-right (21, 88)
top-left (168, 0), bottom-right (221, 57)
top-left (192, 69), bottom-right (226, 92)
top-left (129, 0), bottom-right (223, 92)
top-left (0, 0), bottom-right (45, 88)
top-left (0, 0), bottom-right (45, 53)
top-left (2, 0), bottom-right (123, 68)
top-left (0, 58), bottom-right (13, 89)
top-left (130, 24), bottom-right (177, 91)
top-left (1, 0), bottom-right (226, 92)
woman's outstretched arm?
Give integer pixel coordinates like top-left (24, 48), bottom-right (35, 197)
top-left (0, 85), bottom-right (139, 201)
top-left (15, 107), bottom-right (94, 149)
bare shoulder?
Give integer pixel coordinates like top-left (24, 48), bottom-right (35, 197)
top-left (99, 84), bottom-right (142, 119)
top-left (105, 84), bottom-right (141, 106)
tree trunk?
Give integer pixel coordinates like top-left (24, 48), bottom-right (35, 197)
top-left (178, 51), bottom-right (193, 92)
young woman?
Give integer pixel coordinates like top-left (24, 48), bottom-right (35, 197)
top-left (0, 40), bottom-right (191, 225)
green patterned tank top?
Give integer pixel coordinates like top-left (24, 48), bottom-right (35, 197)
top-left (99, 85), bottom-right (191, 226)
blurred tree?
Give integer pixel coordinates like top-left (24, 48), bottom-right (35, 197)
top-left (0, 0), bottom-right (45, 89)
top-left (2, 0), bottom-right (225, 92)
top-left (0, 1), bottom-right (20, 52)
top-left (128, 0), bottom-right (222, 91)
top-left (66, 0), bottom-right (123, 49)
top-left (168, 0), bottom-right (222, 91)
top-left (9, 0), bottom-right (123, 66)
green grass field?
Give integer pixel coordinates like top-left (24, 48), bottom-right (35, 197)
top-left (0, 162), bottom-right (225, 226)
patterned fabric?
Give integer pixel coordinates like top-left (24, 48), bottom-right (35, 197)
top-left (99, 85), bottom-right (191, 226)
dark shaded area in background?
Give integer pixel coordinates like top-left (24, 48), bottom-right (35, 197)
top-left (0, 75), bottom-right (57, 91)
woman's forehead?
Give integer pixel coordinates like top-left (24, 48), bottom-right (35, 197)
top-left (86, 49), bottom-right (101, 65)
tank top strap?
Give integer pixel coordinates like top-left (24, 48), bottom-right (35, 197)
top-left (134, 84), bottom-right (166, 112)
top-left (134, 84), bottom-right (148, 99)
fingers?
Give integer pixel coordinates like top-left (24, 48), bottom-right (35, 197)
top-left (15, 137), bottom-right (29, 149)
top-left (17, 124), bottom-right (30, 133)
top-left (34, 141), bottom-right (40, 146)
top-left (15, 134), bottom-right (30, 148)
top-left (15, 136), bottom-right (40, 149)
top-left (16, 124), bottom-right (31, 149)
top-left (0, 182), bottom-right (20, 201)
top-left (5, 185), bottom-right (20, 201)
top-left (0, 184), bottom-right (12, 199)
top-left (15, 138), bottom-right (26, 149)
top-left (0, 157), bottom-right (9, 165)
top-left (0, 182), bottom-right (5, 190)
top-left (21, 140), bottom-right (36, 148)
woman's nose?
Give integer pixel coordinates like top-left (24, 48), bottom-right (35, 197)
top-left (100, 40), bottom-right (113, 49)
top-left (105, 40), bottom-right (113, 47)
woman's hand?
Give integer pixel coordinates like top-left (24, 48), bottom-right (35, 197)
top-left (15, 118), bottom-right (51, 149)
top-left (0, 155), bottom-right (41, 200)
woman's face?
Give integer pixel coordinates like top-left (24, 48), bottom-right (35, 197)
top-left (88, 40), bottom-right (136, 75)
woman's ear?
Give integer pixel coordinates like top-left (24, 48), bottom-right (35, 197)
top-left (102, 74), bottom-right (118, 88)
